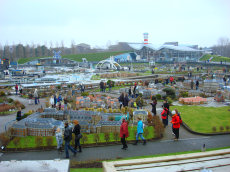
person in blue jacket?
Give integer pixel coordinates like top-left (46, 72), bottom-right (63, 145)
top-left (133, 117), bottom-right (146, 145)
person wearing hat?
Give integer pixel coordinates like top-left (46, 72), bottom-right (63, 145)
top-left (120, 118), bottom-right (129, 150)
top-left (64, 122), bottom-right (77, 158)
top-left (72, 120), bottom-right (82, 152)
top-left (133, 117), bottom-right (146, 145)
top-left (170, 110), bottom-right (181, 141)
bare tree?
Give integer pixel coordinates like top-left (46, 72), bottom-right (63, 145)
top-left (71, 40), bottom-right (76, 54)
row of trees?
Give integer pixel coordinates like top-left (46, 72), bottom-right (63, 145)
top-left (0, 41), bottom-right (132, 62)
top-left (0, 41), bottom-right (75, 61)
top-left (211, 37), bottom-right (230, 57)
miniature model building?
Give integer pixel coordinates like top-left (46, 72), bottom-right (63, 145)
top-left (10, 108), bottom-right (125, 137)
top-left (179, 96), bottom-right (207, 105)
top-left (133, 110), bottom-right (148, 124)
top-left (76, 95), bottom-right (119, 108)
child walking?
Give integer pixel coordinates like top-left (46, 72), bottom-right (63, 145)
top-left (55, 128), bottom-right (63, 153)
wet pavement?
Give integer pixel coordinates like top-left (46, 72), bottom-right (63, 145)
top-left (0, 135), bottom-right (229, 161)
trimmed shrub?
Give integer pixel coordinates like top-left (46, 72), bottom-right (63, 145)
top-left (45, 136), bottom-right (54, 147)
top-left (7, 98), bottom-right (14, 103)
top-left (81, 92), bottom-right (89, 97)
top-left (81, 134), bottom-right (88, 144)
top-left (93, 133), bottom-right (100, 144)
top-left (220, 126), bottom-right (224, 132)
top-left (163, 87), bottom-right (176, 99)
top-left (12, 137), bottom-right (21, 150)
top-left (35, 136), bottom-right (43, 148)
top-left (0, 91), bottom-right (6, 97)
top-left (155, 94), bottom-right (161, 100)
top-left (226, 126), bottom-right (230, 131)
top-left (0, 133), bottom-right (10, 146)
top-left (166, 97), bottom-right (173, 106)
top-left (104, 133), bottom-right (110, 144)
top-left (113, 132), bottom-right (119, 142)
top-left (212, 126), bottom-right (217, 132)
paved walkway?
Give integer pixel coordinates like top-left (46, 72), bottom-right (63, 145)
top-left (1, 135), bottom-right (229, 161)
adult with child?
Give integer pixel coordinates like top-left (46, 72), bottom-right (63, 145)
top-left (133, 117), bottom-right (146, 145)
top-left (120, 118), bottom-right (129, 150)
top-left (72, 120), bottom-right (82, 152)
top-left (64, 122), bottom-right (77, 158)
top-left (15, 84), bottom-right (18, 95)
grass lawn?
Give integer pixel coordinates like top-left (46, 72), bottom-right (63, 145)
top-left (199, 54), bottom-right (230, 62)
top-left (70, 168), bottom-right (102, 172)
top-left (69, 146), bottom-right (230, 172)
top-left (172, 105), bottom-right (230, 133)
top-left (18, 51), bottom-right (128, 64)
top-left (7, 126), bottom-right (154, 148)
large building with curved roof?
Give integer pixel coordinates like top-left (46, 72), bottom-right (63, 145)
top-left (128, 42), bottom-right (203, 62)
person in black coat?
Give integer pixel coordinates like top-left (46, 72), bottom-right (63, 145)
top-left (118, 93), bottom-right (125, 109)
top-left (16, 108), bottom-right (22, 121)
top-left (64, 122), bottom-right (77, 158)
top-left (72, 120), bottom-right (82, 152)
top-left (150, 97), bottom-right (157, 116)
top-left (123, 93), bottom-right (130, 107)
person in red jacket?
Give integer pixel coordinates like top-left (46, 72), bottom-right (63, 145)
top-left (170, 110), bottom-right (181, 141)
top-left (120, 118), bottom-right (129, 150)
top-left (161, 107), bottom-right (168, 128)
top-left (170, 76), bottom-right (174, 85)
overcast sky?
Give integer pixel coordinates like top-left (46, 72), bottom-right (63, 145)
top-left (0, 0), bottom-right (230, 48)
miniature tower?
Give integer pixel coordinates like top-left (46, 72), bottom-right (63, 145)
top-left (143, 32), bottom-right (149, 44)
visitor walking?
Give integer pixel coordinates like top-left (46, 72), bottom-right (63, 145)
top-left (72, 120), bottom-right (82, 152)
top-left (34, 89), bottom-right (38, 105)
top-left (133, 117), bottom-right (146, 145)
top-left (162, 99), bottom-right (170, 125)
top-left (55, 128), bottom-right (63, 153)
top-left (196, 80), bottom-right (199, 90)
top-left (28, 91), bottom-right (33, 105)
top-left (161, 107), bottom-right (168, 128)
top-left (120, 118), bottom-right (129, 150)
top-left (118, 93), bottom-right (125, 109)
top-left (103, 82), bottom-right (106, 92)
top-left (100, 81), bottom-right (104, 92)
top-left (170, 76), bottom-right (174, 85)
top-left (170, 110), bottom-right (181, 141)
top-left (50, 95), bottom-right (55, 108)
top-left (191, 80), bottom-right (194, 90)
top-left (64, 122), bottom-right (77, 158)
top-left (16, 108), bottom-right (22, 121)
top-left (223, 76), bottom-right (227, 86)
top-left (57, 94), bottom-right (62, 110)
top-left (19, 85), bottom-right (23, 96)
top-left (54, 94), bottom-right (57, 108)
top-left (64, 96), bottom-right (68, 111)
top-left (108, 81), bottom-right (112, 92)
top-left (123, 93), bottom-right (130, 107)
top-left (150, 97), bottom-right (157, 116)
top-left (15, 84), bottom-right (18, 95)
